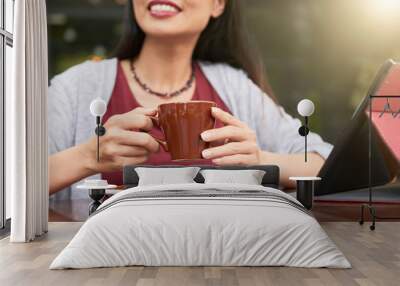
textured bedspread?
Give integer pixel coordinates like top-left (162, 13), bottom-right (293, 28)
top-left (50, 183), bottom-right (350, 269)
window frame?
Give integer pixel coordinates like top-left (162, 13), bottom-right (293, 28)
top-left (0, 0), bottom-right (14, 233)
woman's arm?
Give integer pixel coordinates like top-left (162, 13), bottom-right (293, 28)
top-left (201, 107), bottom-right (325, 188)
top-left (260, 152), bottom-right (324, 189)
top-left (49, 108), bottom-right (160, 194)
top-left (49, 144), bottom-right (95, 195)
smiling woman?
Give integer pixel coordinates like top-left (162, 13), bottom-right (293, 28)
top-left (48, 0), bottom-right (331, 196)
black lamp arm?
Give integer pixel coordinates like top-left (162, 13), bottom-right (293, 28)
top-left (298, 116), bottom-right (310, 163)
top-left (305, 116), bottom-right (308, 162)
top-left (94, 116), bottom-right (106, 162)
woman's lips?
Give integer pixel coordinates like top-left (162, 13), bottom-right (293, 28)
top-left (148, 1), bottom-right (182, 19)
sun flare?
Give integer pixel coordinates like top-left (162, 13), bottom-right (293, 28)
top-left (368, 0), bottom-right (400, 18)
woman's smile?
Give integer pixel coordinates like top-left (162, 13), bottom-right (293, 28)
top-left (148, 0), bottom-right (182, 19)
top-left (136, 0), bottom-right (223, 38)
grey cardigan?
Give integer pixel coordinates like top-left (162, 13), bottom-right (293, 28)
top-left (48, 58), bottom-right (332, 195)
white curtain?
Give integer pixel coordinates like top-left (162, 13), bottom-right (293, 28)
top-left (7, 0), bottom-right (49, 242)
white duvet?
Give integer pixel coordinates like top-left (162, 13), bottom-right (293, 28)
top-left (50, 183), bottom-right (351, 269)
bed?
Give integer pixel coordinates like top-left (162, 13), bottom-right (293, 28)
top-left (50, 165), bottom-right (350, 269)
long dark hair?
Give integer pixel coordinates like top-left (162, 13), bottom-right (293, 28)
top-left (114, 0), bottom-right (275, 98)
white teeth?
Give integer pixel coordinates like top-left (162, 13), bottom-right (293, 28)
top-left (150, 4), bottom-right (179, 13)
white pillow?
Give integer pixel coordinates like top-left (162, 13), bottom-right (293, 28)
top-left (200, 169), bottom-right (266, 185)
top-left (135, 167), bottom-right (200, 186)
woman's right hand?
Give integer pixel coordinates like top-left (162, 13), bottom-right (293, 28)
top-left (80, 107), bottom-right (160, 174)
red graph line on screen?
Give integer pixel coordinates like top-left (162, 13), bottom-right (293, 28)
top-left (379, 98), bottom-right (399, 118)
top-left (369, 94), bottom-right (400, 118)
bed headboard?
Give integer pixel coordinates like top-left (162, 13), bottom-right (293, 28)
top-left (123, 165), bottom-right (280, 189)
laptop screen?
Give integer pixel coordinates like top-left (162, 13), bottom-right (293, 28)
top-left (370, 63), bottom-right (400, 161)
top-left (316, 60), bottom-right (400, 195)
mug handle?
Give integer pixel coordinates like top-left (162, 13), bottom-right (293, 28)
top-left (149, 116), bottom-right (169, 152)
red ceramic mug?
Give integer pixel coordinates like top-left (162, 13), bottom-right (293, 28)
top-left (151, 101), bottom-right (216, 160)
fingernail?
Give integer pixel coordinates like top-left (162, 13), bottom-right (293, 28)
top-left (202, 149), bottom-right (211, 159)
top-left (212, 158), bottom-right (221, 164)
top-left (201, 131), bottom-right (210, 141)
top-left (211, 107), bottom-right (218, 113)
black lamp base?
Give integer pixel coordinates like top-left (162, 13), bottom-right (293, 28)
top-left (290, 177), bottom-right (321, 210)
top-left (296, 180), bottom-right (314, 210)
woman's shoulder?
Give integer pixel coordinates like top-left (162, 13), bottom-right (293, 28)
top-left (49, 58), bottom-right (118, 109)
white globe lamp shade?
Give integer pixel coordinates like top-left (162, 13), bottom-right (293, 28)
top-left (297, 99), bottom-right (315, 117)
top-left (90, 98), bottom-right (107, 117)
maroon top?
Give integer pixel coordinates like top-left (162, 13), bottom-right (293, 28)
top-left (101, 62), bottom-right (232, 185)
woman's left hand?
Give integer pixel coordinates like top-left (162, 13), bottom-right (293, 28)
top-left (201, 107), bottom-right (262, 165)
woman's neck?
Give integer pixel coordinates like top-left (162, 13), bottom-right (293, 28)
top-left (133, 36), bottom-right (198, 92)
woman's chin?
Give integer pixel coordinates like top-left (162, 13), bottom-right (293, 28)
top-left (139, 17), bottom-right (206, 41)
top-left (144, 28), bottom-right (201, 41)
